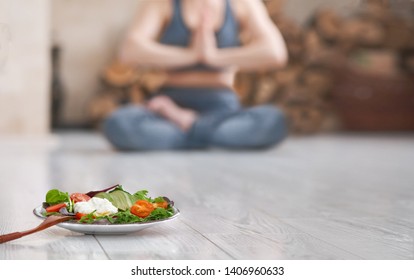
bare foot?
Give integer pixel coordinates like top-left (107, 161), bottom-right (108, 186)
top-left (147, 96), bottom-right (198, 131)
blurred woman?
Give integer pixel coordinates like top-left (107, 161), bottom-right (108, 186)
top-left (104, 0), bottom-right (288, 150)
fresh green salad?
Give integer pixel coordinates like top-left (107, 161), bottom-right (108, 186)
top-left (42, 184), bottom-right (175, 224)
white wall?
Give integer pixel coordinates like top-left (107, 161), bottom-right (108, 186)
top-left (51, 0), bottom-right (140, 126)
top-left (0, 0), bottom-right (50, 135)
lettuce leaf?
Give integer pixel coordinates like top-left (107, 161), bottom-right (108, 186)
top-left (133, 190), bottom-right (150, 201)
top-left (144, 207), bottom-right (174, 221)
top-left (46, 189), bottom-right (70, 205)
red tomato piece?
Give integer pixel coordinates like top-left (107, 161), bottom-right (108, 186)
top-left (152, 201), bottom-right (168, 209)
top-left (45, 203), bottom-right (67, 213)
top-left (130, 200), bottom-right (155, 218)
top-left (75, 212), bottom-right (85, 219)
top-left (70, 193), bottom-right (91, 203)
top-left (75, 212), bottom-right (88, 220)
top-left (75, 212), bottom-right (96, 223)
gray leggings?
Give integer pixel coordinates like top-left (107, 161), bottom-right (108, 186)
top-left (103, 87), bottom-right (287, 150)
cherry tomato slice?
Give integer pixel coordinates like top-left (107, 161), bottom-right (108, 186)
top-left (75, 212), bottom-right (96, 223)
top-left (75, 212), bottom-right (87, 220)
top-left (45, 203), bottom-right (67, 213)
top-left (70, 193), bottom-right (91, 203)
top-left (153, 201), bottom-right (168, 209)
top-left (130, 200), bottom-right (154, 218)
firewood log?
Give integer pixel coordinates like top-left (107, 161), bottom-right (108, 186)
top-left (363, 0), bottom-right (391, 22)
top-left (263, 0), bottom-right (285, 18)
top-left (304, 30), bottom-right (324, 54)
top-left (253, 74), bottom-right (279, 105)
top-left (400, 52), bottom-right (414, 74)
top-left (280, 104), bottom-right (324, 134)
top-left (281, 84), bottom-right (310, 105)
top-left (274, 65), bottom-right (303, 88)
top-left (346, 49), bottom-right (400, 77)
top-left (299, 67), bottom-right (333, 99)
top-left (88, 93), bottom-right (119, 124)
top-left (103, 60), bottom-right (139, 87)
top-left (272, 16), bottom-right (303, 41)
top-left (234, 71), bottom-right (257, 105)
top-left (138, 70), bottom-right (167, 94)
top-left (358, 19), bottom-right (385, 48)
top-left (311, 9), bottom-right (343, 43)
top-left (129, 84), bottom-right (146, 104)
top-left (383, 18), bottom-right (414, 50)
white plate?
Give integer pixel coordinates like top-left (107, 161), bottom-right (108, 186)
top-left (33, 205), bottom-right (180, 235)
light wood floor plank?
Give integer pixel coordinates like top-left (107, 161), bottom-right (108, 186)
top-left (281, 217), bottom-right (414, 259)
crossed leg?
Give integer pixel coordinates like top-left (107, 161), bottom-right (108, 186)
top-left (146, 95), bottom-right (198, 132)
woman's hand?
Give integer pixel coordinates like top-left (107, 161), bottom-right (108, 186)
top-left (192, 5), bottom-right (218, 66)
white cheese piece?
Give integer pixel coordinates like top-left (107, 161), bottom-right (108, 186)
top-left (74, 197), bottom-right (118, 217)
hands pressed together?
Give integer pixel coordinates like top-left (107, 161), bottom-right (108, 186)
top-left (190, 5), bottom-right (220, 67)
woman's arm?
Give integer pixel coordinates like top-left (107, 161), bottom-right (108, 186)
top-left (118, 0), bottom-right (197, 69)
top-left (199, 0), bottom-right (288, 70)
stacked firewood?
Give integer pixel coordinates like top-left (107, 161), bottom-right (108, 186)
top-left (235, 0), bottom-right (414, 133)
top-left (89, 0), bottom-right (414, 133)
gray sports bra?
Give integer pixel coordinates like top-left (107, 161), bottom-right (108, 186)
top-left (159, 0), bottom-right (241, 71)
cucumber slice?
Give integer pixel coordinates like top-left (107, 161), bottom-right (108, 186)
top-left (95, 190), bottom-right (136, 211)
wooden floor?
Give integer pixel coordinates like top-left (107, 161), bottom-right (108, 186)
top-left (0, 131), bottom-right (413, 259)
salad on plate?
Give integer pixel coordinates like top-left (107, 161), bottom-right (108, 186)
top-left (40, 184), bottom-right (177, 225)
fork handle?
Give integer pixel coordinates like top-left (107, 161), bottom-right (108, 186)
top-left (0, 232), bottom-right (25, 244)
top-left (0, 215), bottom-right (73, 244)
